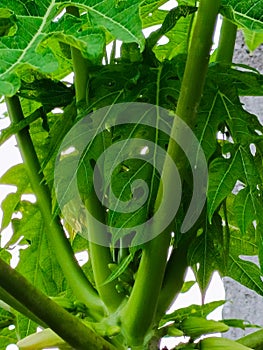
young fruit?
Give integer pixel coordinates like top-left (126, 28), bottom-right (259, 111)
top-left (200, 337), bottom-right (253, 349)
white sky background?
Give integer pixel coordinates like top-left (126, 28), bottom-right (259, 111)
top-left (0, 1), bottom-right (225, 349)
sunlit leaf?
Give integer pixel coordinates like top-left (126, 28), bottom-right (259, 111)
top-left (221, 0), bottom-right (263, 32)
top-left (159, 300), bottom-right (226, 327)
top-left (0, 0), bottom-right (144, 96)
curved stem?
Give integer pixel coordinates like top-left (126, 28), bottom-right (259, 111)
top-left (121, 229), bottom-right (171, 346)
top-left (216, 17), bottom-right (237, 64)
top-left (66, 6), bottom-right (89, 106)
top-left (0, 258), bottom-right (117, 350)
top-left (156, 245), bottom-right (188, 318)
top-left (66, 6), bottom-right (122, 313)
top-left (176, 0), bottom-right (221, 124)
top-left (5, 95), bottom-right (105, 318)
top-left (121, 0), bottom-right (221, 345)
top-left (85, 190), bottom-right (124, 313)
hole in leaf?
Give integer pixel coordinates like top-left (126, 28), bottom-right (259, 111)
top-left (21, 194), bottom-right (37, 203)
top-left (51, 107), bottom-right (63, 114)
top-left (52, 8), bottom-right (66, 23)
top-left (222, 152), bottom-right (231, 159)
top-left (61, 146), bottom-right (76, 156)
top-left (157, 35), bottom-right (169, 45)
top-left (250, 143), bottom-right (256, 156)
top-left (140, 146), bottom-right (149, 155)
top-left (232, 180), bottom-right (245, 194)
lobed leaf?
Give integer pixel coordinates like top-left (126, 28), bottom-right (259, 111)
top-left (226, 255), bottom-right (263, 295)
top-left (0, 164), bottom-right (31, 232)
top-left (0, 0), bottom-right (144, 96)
top-left (221, 0), bottom-right (263, 33)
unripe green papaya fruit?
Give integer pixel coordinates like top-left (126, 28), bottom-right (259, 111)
top-left (200, 336), bottom-right (253, 349)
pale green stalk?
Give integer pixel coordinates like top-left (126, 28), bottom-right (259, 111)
top-left (121, 0), bottom-right (221, 346)
top-left (5, 95), bottom-right (105, 318)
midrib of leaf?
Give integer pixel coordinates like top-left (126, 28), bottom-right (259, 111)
top-left (82, 1), bottom-right (142, 44)
top-left (239, 147), bottom-right (262, 224)
top-left (86, 90), bottom-right (124, 113)
top-left (221, 0), bottom-right (263, 31)
top-left (109, 153), bottom-right (149, 220)
top-left (209, 149), bottom-right (240, 217)
top-left (2, 1), bottom-right (55, 77)
top-left (109, 66), bottom-right (164, 230)
top-left (240, 190), bottom-right (251, 233)
top-left (231, 234), bottom-right (258, 252)
top-left (234, 11), bottom-right (263, 29)
top-left (148, 65), bottom-right (163, 215)
top-left (109, 162), bottom-right (151, 235)
top-left (57, 90), bottom-right (124, 213)
top-left (106, 110), bottom-right (149, 204)
top-left (189, 228), bottom-right (209, 291)
top-left (228, 254), bottom-right (263, 294)
top-left (197, 90), bottom-right (219, 162)
top-left (219, 91), bottom-right (240, 141)
top-left (239, 147), bottom-right (258, 186)
top-left (200, 224), bottom-right (208, 293)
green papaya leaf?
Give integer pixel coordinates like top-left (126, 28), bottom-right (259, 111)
top-left (159, 300), bottom-right (226, 327)
top-left (243, 28), bottom-right (263, 51)
top-left (0, 164), bottom-right (31, 232)
top-left (0, 0), bottom-right (144, 96)
top-left (0, 307), bottom-right (15, 330)
top-left (226, 255), bottom-right (263, 296)
top-left (221, 1), bottom-right (263, 32)
top-left (223, 318), bottom-right (261, 330)
top-left (0, 327), bottom-right (17, 349)
top-left (208, 150), bottom-right (241, 221)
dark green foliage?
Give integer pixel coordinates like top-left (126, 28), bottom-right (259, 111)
top-left (0, 0), bottom-right (263, 349)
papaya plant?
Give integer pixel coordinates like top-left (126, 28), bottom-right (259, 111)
top-left (0, 0), bottom-right (263, 349)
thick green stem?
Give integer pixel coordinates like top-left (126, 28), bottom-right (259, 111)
top-left (156, 245), bottom-right (188, 318)
top-left (121, 0), bottom-right (221, 345)
top-left (66, 6), bottom-right (89, 105)
top-left (66, 6), bottom-right (122, 312)
top-left (5, 95), bottom-right (105, 318)
top-left (176, 0), bottom-right (221, 124)
top-left (216, 17), bottom-right (237, 64)
top-left (157, 0), bottom-right (222, 315)
top-left (121, 229), bottom-right (171, 346)
top-left (157, 0), bottom-right (221, 315)
top-left (0, 258), bottom-right (117, 350)
top-left (0, 287), bottom-right (46, 327)
top-left (85, 190), bottom-right (124, 313)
